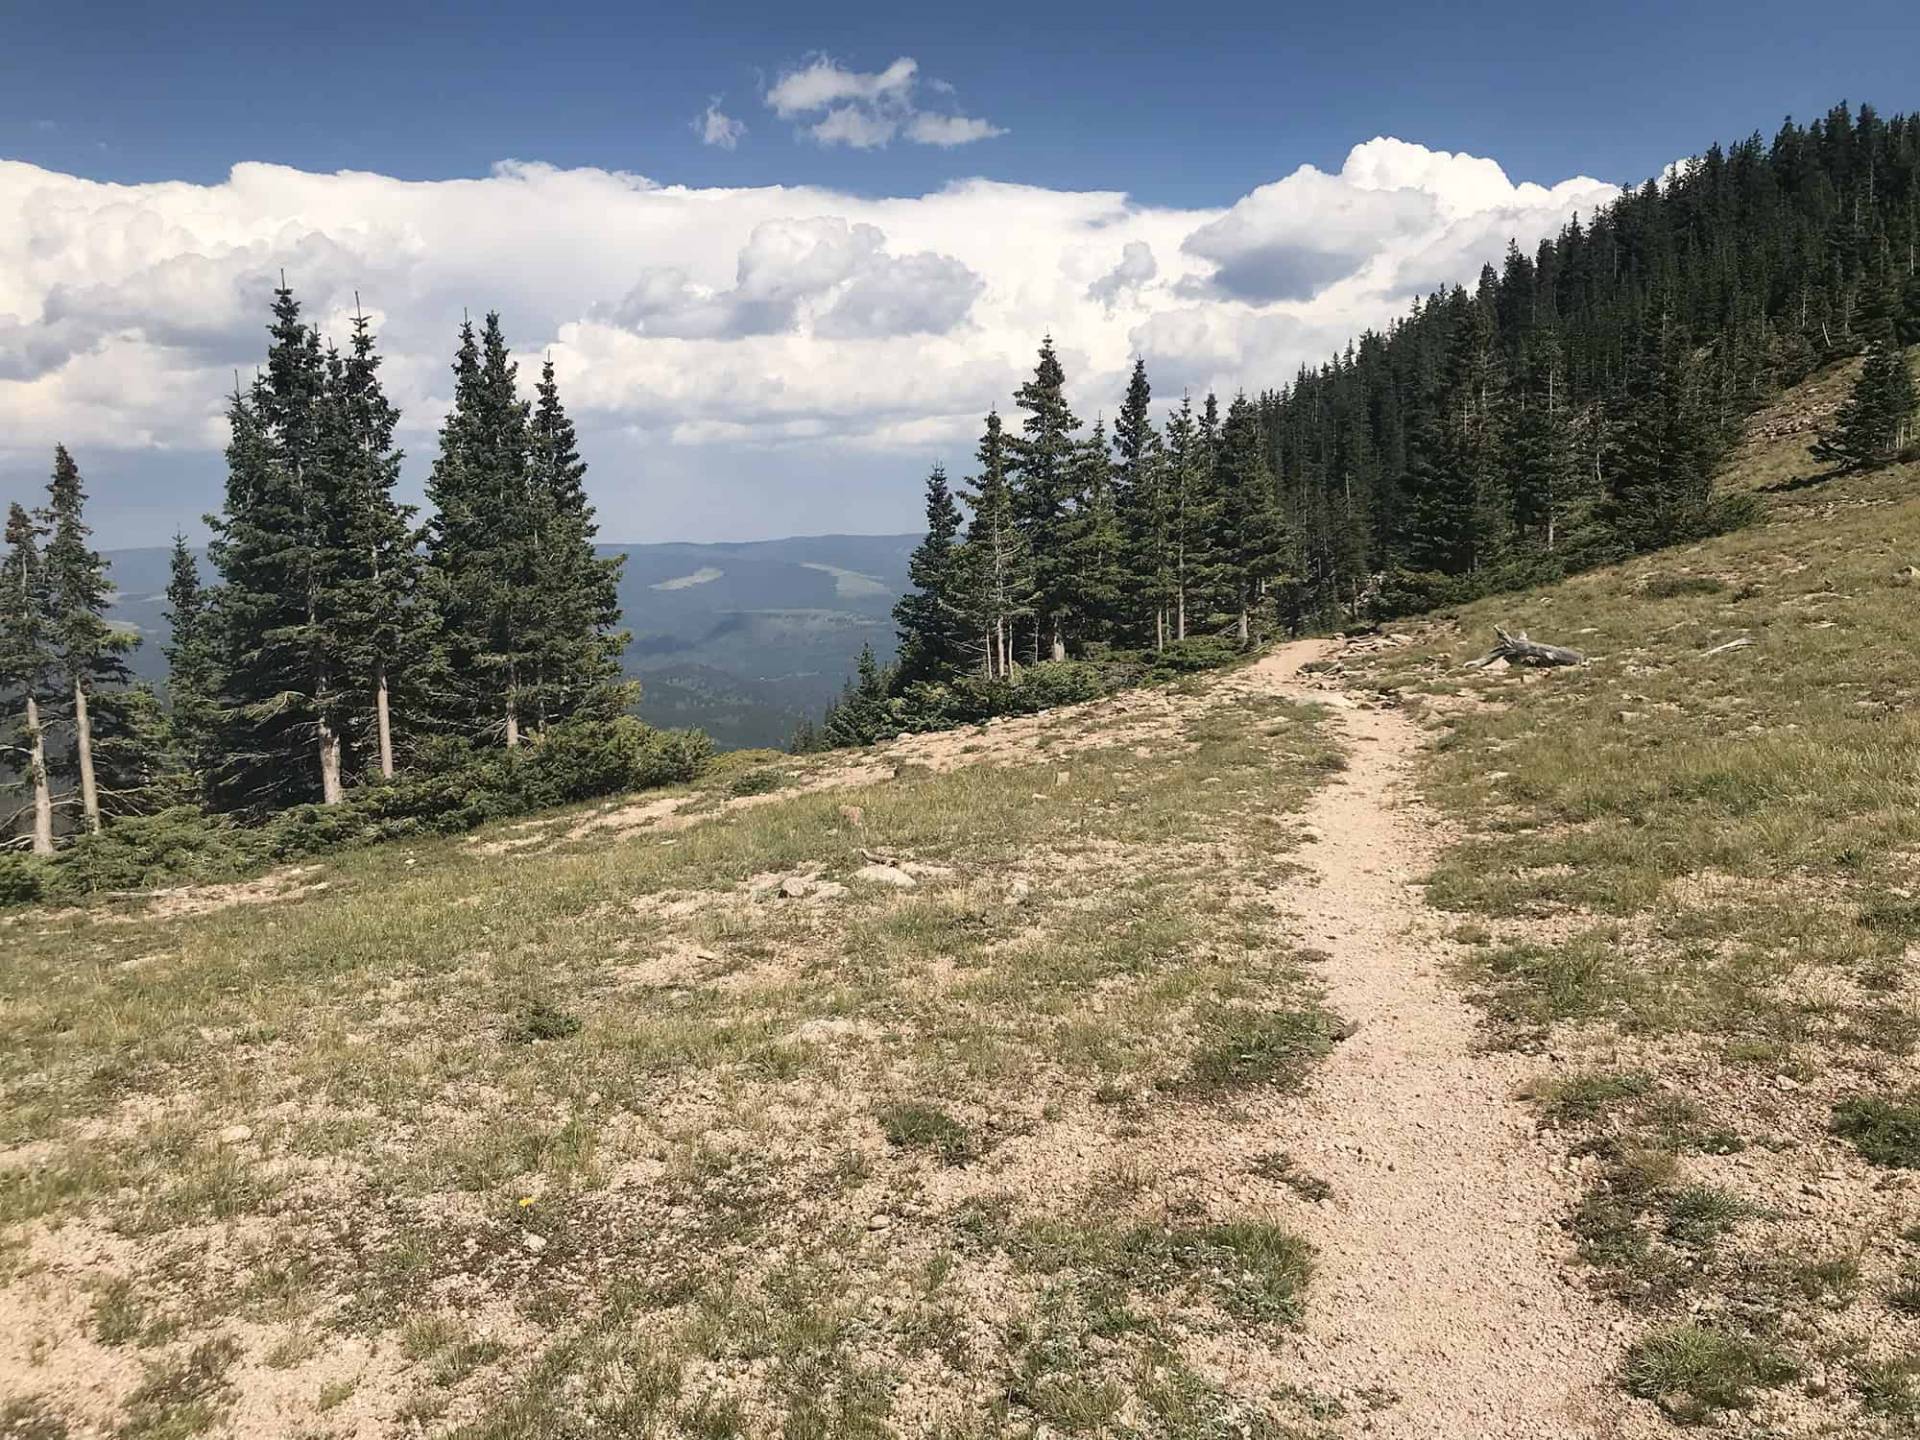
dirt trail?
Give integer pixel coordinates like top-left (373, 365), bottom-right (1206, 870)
top-left (1240, 640), bottom-right (1645, 1440)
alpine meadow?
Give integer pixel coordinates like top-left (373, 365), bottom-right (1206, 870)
top-left (2, 17), bottom-right (1920, 1439)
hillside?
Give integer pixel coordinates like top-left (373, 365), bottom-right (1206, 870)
top-left (3, 363), bottom-right (1917, 1438)
top-left (103, 533), bottom-right (917, 750)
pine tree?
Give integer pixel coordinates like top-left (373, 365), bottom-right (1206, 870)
top-left (526, 357), bottom-right (627, 728)
top-left (822, 643), bottom-right (894, 748)
top-left (1504, 328), bottom-right (1578, 553)
top-left (1813, 342), bottom-right (1917, 468)
top-left (1009, 337), bottom-right (1082, 661)
top-left (207, 282), bottom-right (348, 811)
top-left (425, 313), bottom-right (537, 747)
top-left (1060, 418), bottom-right (1125, 647)
top-left (956, 411), bottom-right (1034, 679)
top-left (1, 504), bottom-right (55, 854)
top-left (1605, 291), bottom-right (1719, 550)
top-left (326, 305), bottom-right (424, 780)
top-left (162, 533), bottom-right (221, 782)
top-left (1112, 359), bottom-right (1173, 648)
top-left (1163, 395), bottom-right (1218, 640)
top-left (1212, 395), bottom-right (1289, 643)
top-left (893, 464), bottom-right (971, 684)
top-left (41, 445), bottom-right (135, 832)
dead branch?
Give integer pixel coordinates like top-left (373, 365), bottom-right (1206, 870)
top-left (1700, 636), bottom-right (1754, 657)
top-left (1463, 626), bottom-right (1585, 670)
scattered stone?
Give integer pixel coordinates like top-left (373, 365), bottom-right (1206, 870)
top-left (853, 864), bottom-right (917, 890)
top-left (1774, 1074), bottom-right (1801, 1092)
top-left (778, 875), bottom-right (813, 900)
top-left (1054, 770), bottom-right (1071, 788)
top-left (812, 881), bottom-right (849, 901)
top-left (217, 1124), bottom-right (253, 1146)
top-left (523, 1232), bottom-right (548, 1254)
top-left (867, 1213), bottom-right (892, 1232)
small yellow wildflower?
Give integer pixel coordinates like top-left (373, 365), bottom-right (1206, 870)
top-left (518, 1195), bottom-right (535, 1208)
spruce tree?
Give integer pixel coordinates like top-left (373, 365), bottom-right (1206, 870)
top-left (822, 643), bottom-right (894, 748)
top-left (893, 464), bottom-right (971, 684)
top-left (1112, 359), bottom-right (1173, 648)
top-left (425, 313), bottom-right (537, 747)
top-left (956, 411), bottom-right (1034, 680)
top-left (1605, 292), bottom-right (1718, 550)
top-left (1, 504), bottom-right (55, 854)
top-left (162, 533), bottom-right (221, 782)
top-left (1212, 396), bottom-right (1289, 643)
top-left (326, 306), bottom-right (425, 779)
top-left (1009, 337), bottom-right (1082, 661)
top-left (1060, 418), bottom-right (1125, 648)
top-left (1813, 341), bottom-right (1917, 468)
top-left (41, 445), bottom-right (135, 832)
top-left (207, 283), bottom-right (347, 810)
top-left (526, 357), bottom-right (627, 728)
top-left (1504, 328), bottom-right (1578, 553)
top-left (1162, 395), bottom-right (1218, 640)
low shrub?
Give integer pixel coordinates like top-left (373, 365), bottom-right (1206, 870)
top-left (3, 715), bottom-right (713, 909)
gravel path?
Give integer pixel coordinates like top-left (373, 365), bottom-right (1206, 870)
top-left (1244, 642), bottom-right (1652, 1440)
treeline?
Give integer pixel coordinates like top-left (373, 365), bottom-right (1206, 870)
top-left (815, 101), bottom-right (1920, 747)
top-left (3, 286), bottom-right (706, 895)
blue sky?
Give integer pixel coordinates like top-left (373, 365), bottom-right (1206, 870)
top-left (12, 0), bottom-right (1917, 205)
top-left (2, 2), bottom-right (1916, 547)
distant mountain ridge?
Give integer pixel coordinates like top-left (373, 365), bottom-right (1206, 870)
top-left (104, 533), bottom-right (919, 750)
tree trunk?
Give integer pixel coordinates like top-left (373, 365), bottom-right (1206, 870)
top-left (1237, 607), bottom-right (1250, 644)
top-left (72, 677), bottom-right (100, 833)
top-left (374, 664), bottom-right (395, 780)
top-left (25, 695), bottom-right (53, 856)
top-left (1176, 589), bottom-right (1187, 641)
top-left (505, 660), bottom-right (520, 749)
top-left (1050, 621), bottom-right (1066, 664)
top-left (317, 711), bottom-right (345, 805)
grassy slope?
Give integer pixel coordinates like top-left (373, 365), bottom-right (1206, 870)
top-left (0, 675), bottom-right (1354, 1438)
top-left (1350, 357), bottom-right (1920, 1431)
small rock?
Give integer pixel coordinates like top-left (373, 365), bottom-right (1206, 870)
top-left (867, 1213), bottom-right (892, 1231)
top-left (778, 875), bottom-right (813, 899)
top-left (217, 1124), bottom-right (253, 1146)
top-left (1054, 770), bottom-right (1071, 788)
top-left (853, 864), bottom-right (917, 890)
top-left (812, 881), bottom-right (849, 901)
top-left (523, 1233), bottom-right (548, 1254)
top-left (1774, 1074), bottom-right (1801, 1092)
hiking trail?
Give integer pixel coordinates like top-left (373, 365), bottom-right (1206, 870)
top-left (1236, 640), bottom-right (1648, 1440)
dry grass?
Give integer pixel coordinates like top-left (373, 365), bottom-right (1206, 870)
top-left (0, 674), bottom-right (1347, 1438)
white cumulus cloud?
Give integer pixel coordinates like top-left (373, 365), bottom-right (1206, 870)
top-left (0, 140), bottom-right (1616, 545)
top-left (763, 54), bottom-right (1004, 150)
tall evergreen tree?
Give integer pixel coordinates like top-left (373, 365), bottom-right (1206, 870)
top-left (1112, 359), bottom-right (1173, 648)
top-left (1604, 291), bottom-right (1719, 549)
top-left (526, 357), bottom-right (627, 728)
top-left (425, 313), bottom-right (537, 747)
top-left (326, 305), bottom-right (424, 779)
top-left (1008, 337), bottom-right (1082, 661)
top-left (1212, 396), bottom-right (1289, 643)
top-left (1813, 341), bottom-right (1917, 468)
top-left (1, 504), bottom-right (54, 855)
top-left (1163, 395), bottom-right (1218, 640)
top-left (956, 411), bottom-right (1034, 679)
top-left (1061, 417), bottom-right (1125, 647)
top-left (41, 445), bottom-right (135, 832)
top-left (208, 281), bottom-right (347, 811)
top-left (162, 533), bottom-right (221, 782)
top-left (893, 464), bottom-right (971, 685)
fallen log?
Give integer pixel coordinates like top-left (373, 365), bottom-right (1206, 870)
top-left (1700, 636), bottom-right (1755, 657)
top-left (1463, 626), bottom-right (1585, 670)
